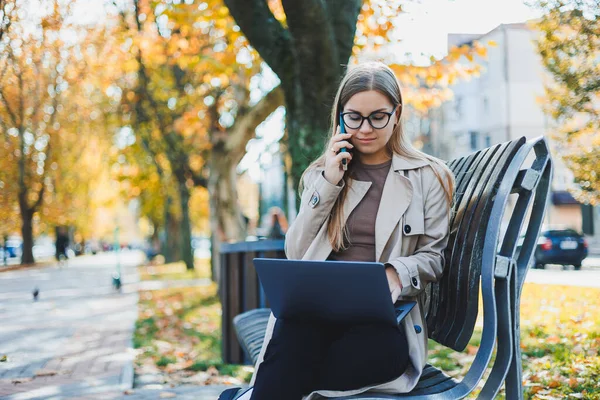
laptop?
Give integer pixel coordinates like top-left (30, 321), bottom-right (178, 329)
top-left (253, 258), bottom-right (416, 327)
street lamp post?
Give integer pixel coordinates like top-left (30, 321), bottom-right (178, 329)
top-left (2, 234), bottom-right (7, 266)
top-left (112, 226), bottom-right (122, 291)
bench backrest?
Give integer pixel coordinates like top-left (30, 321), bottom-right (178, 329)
top-left (426, 136), bottom-right (536, 351)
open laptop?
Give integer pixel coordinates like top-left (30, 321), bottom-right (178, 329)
top-left (253, 258), bottom-right (416, 327)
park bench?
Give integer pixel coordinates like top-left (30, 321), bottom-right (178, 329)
top-left (218, 135), bottom-right (553, 399)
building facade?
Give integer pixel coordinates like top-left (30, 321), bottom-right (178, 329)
top-left (407, 23), bottom-right (600, 252)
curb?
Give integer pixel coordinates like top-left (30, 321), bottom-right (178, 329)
top-left (122, 286), bottom-right (140, 391)
top-left (0, 261), bottom-right (55, 273)
top-left (120, 360), bottom-right (135, 391)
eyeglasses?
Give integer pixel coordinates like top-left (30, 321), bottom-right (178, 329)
top-left (340, 105), bottom-right (399, 130)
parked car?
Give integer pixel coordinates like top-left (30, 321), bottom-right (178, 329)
top-left (518, 228), bottom-right (588, 270)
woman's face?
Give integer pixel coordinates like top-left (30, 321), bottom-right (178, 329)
top-left (341, 90), bottom-right (399, 165)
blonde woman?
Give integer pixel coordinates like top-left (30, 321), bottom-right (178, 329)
top-left (243, 61), bottom-right (455, 400)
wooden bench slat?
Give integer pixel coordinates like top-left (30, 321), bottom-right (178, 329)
top-left (425, 152), bottom-right (478, 328)
top-left (429, 144), bottom-right (499, 343)
top-left (439, 141), bottom-right (509, 347)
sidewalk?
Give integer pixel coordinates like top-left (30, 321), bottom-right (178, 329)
top-left (0, 252), bottom-right (141, 399)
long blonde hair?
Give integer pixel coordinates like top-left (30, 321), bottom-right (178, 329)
top-left (300, 62), bottom-right (455, 251)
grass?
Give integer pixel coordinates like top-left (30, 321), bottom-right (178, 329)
top-left (137, 258), bottom-right (211, 281)
top-left (134, 262), bottom-right (600, 396)
top-left (133, 260), bottom-right (252, 386)
top-left (428, 283), bottom-right (600, 399)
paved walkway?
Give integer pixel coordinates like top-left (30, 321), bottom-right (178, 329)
top-left (0, 252), bottom-right (141, 399)
top-left (0, 252), bottom-right (244, 399)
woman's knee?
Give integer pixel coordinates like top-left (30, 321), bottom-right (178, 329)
top-left (264, 319), bottom-right (331, 362)
top-left (316, 324), bottom-right (410, 390)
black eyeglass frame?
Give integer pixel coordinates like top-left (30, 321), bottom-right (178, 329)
top-left (339, 105), bottom-right (400, 130)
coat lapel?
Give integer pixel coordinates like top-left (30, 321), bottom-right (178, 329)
top-left (375, 167), bottom-right (413, 262)
top-left (343, 180), bottom-right (372, 226)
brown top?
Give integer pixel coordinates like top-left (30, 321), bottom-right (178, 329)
top-left (328, 158), bottom-right (392, 262)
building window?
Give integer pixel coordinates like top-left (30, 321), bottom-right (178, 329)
top-left (485, 134), bottom-right (491, 147)
top-left (470, 131), bottom-right (479, 150)
top-left (454, 96), bottom-right (462, 119)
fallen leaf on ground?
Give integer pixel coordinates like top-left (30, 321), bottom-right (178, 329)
top-left (12, 378), bottom-right (32, 384)
top-left (0, 355), bottom-right (7, 362)
top-left (569, 377), bottom-right (579, 388)
top-left (546, 335), bottom-right (560, 344)
top-left (159, 392), bottom-right (176, 398)
top-left (34, 369), bottom-right (58, 377)
top-left (547, 380), bottom-right (561, 388)
top-left (123, 389), bottom-right (135, 395)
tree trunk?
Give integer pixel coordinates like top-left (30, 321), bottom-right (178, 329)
top-left (165, 213), bottom-right (182, 263)
top-left (177, 182), bottom-right (194, 270)
top-left (208, 144), bottom-right (247, 283)
top-left (19, 207), bottom-right (34, 264)
top-left (161, 195), bottom-right (177, 262)
top-left (283, 78), bottom-right (335, 192)
top-left (223, 0), bottom-right (361, 198)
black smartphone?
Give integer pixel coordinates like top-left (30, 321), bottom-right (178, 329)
top-left (338, 114), bottom-right (348, 171)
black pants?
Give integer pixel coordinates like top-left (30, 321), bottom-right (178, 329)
top-left (250, 319), bottom-right (410, 400)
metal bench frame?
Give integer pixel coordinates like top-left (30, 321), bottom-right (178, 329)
top-left (219, 136), bottom-right (553, 399)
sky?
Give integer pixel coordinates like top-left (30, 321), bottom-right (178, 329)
top-left (394, 0), bottom-right (543, 63)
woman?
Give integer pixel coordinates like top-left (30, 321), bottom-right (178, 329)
top-left (244, 61), bottom-right (454, 400)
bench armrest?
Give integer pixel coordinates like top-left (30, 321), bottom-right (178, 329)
top-left (394, 300), bottom-right (417, 325)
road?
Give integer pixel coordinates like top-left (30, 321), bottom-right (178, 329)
top-left (525, 255), bottom-right (600, 288)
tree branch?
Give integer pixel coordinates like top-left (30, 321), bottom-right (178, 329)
top-left (0, 0), bottom-right (13, 43)
top-left (31, 173), bottom-right (46, 212)
top-left (0, 87), bottom-right (17, 126)
top-left (226, 85), bottom-right (284, 157)
top-left (0, 49), bottom-right (18, 126)
top-left (223, 0), bottom-right (294, 80)
top-left (190, 170), bottom-right (208, 188)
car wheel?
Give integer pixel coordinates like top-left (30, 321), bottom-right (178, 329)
top-left (535, 263), bottom-right (545, 269)
top-left (574, 264), bottom-right (581, 271)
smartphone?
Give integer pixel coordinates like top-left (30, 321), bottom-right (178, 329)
top-left (338, 114), bottom-right (348, 171)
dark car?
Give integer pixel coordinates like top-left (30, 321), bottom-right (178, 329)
top-left (520, 229), bottom-right (588, 270)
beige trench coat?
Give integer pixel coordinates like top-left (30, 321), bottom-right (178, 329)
top-left (250, 154), bottom-right (452, 399)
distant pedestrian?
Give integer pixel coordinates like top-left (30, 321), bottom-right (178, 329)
top-left (266, 207), bottom-right (288, 239)
top-left (55, 226), bottom-right (69, 264)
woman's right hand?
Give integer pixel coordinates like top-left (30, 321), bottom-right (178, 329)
top-left (324, 128), bottom-right (353, 185)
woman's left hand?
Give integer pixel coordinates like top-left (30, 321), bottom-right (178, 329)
top-left (385, 265), bottom-right (403, 303)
